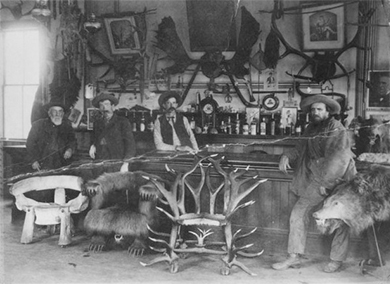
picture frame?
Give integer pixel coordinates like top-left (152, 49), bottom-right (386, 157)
top-left (87, 108), bottom-right (102, 130)
top-left (104, 16), bottom-right (141, 55)
top-left (281, 107), bottom-right (297, 129)
top-left (366, 70), bottom-right (390, 111)
top-left (301, 3), bottom-right (345, 51)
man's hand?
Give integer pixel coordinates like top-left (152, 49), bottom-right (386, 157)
top-left (120, 162), bottom-right (129, 172)
top-left (279, 155), bottom-right (291, 174)
top-left (89, 145), bottom-right (96, 159)
top-left (32, 161), bottom-right (41, 171)
top-left (63, 148), bottom-right (73, 159)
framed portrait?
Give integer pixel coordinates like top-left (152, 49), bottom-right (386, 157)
top-left (87, 108), bottom-right (102, 130)
top-left (104, 16), bottom-right (141, 55)
top-left (366, 70), bottom-right (390, 111)
top-left (301, 3), bottom-right (345, 51)
top-left (281, 107), bottom-right (297, 128)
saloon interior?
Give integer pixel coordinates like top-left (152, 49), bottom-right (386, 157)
top-left (1, 0), bottom-right (390, 283)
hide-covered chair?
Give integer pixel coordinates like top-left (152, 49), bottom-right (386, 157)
top-left (10, 175), bottom-right (89, 246)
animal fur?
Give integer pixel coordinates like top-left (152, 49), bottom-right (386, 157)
top-left (83, 171), bottom-right (163, 255)
top-left (313, 165), bottom-right (390, 235)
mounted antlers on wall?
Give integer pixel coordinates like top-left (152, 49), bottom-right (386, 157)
top-left (269, 1), bottom-right (374, 84)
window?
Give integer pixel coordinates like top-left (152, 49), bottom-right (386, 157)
top-left (2, 28), bottom-right (40, 139)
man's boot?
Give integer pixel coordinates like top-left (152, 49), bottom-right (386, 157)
top-left (323, 260), bottom-right (342, 273)
top-left (272, 253), bottom-right (301, 270)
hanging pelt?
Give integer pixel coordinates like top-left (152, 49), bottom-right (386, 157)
top-left (225, 6), bottom-right (260, 79)
top-left (263, 28), bottom-right (280, 70)
top-left (154, 16), bottom-right (193, 74)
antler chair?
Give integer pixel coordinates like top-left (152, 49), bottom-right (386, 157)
top-left (141, 155), bottom-right (267, 276)
top-left (9, 175), bottom-right (89, 246)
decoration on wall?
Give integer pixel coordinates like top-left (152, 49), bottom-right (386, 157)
top-left (154, 6), bottom-right (260, 107)
top-left (186, 0), bottom-right (237, 52)
top-left (301, 3), bottom-right (345, 51)
top-left (104, 15), bottom-right (141, 55)
top-left (268, 1), bottom-right (374, 83)
top-left (262, 94), bottom-right (279, 111)
top-left (366, 70), bottom-right (390, 111)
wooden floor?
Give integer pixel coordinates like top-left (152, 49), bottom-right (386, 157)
top-left (1, 198), bottom-right (389, 284)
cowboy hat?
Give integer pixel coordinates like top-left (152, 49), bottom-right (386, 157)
top-left (92, 93), bottom-right (119, 108)
top-left (158, 91), bottom-right (182, 108)
top-left (300, 94), bottom-right (341, 115)
top-left (44, 99), bottom-right (66, 112)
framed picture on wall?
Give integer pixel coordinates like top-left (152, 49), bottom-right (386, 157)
top-left (366, 70), bottom-right (390, 111)
top-left (281, 107), bottom-right (297, 129)
top-left (301, 3), bottom-right (345, 51)
top-left (104, 16), bottom-right (141, 55)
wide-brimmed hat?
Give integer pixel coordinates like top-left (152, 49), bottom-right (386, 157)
top-left (92, 93), bottom-right (119, 108)
top-left (300, 94), bottom-right (341, 115)
top-left (158, 91), bottom-right (182, 108)
top-left (44, 99), bottom-right (66, 112)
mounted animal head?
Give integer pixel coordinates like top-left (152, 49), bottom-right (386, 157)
top-left (349, 116), bottom-right (390, 155)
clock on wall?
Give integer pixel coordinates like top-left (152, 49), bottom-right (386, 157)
top-left (199, 94), bottom-right (218, 129)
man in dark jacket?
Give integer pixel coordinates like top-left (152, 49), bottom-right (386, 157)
top-left (272, 95), bottom-right (357, 273)
top-left (153, 91), bottom-right (198, 153)
top-left (26, 101), bottom-right (77, 171)
top-left (89, 93), bottom-right (135, 172)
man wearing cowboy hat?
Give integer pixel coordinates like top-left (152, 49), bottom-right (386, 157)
top-left (89, 93), bottom-right (135, 172)
top-left (26, 99), bottom-right (77, 173)
top-left (153, 91), bottom-right (198, 153)
top-left (272, 94), bottom-right (356, 273)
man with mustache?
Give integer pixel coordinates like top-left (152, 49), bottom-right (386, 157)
top-left (153, 91), bottom-right (198, 154)
top-left (89, 93), bottom-right (135, 172)
top-left (272, 95), bottom-right (356, 273)
top-left (26, 100), bottom-right (76, 172)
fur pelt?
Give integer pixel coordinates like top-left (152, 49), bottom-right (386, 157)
top-left (82, 171), bottom-right (164, 254)
top-left (313, 165), bottom-right (390, 235)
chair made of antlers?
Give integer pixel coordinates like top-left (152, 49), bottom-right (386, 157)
top-left (140, 155), bottom-right (267, 276)
top-left (9, 175), bottom-right (89, 247)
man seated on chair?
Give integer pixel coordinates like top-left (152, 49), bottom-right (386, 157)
top-left (153, 91), bottom-right (199, 154)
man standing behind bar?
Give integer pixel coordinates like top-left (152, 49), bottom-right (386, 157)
top-left (272, 95), bottom-right (356, 273)
top-left (153, 91), bottom-right (199, 154)
top-left (89, 93), bottom-right (135, 172)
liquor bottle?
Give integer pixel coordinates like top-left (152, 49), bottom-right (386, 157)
top-left (250, 118), bottom-right (257, 135)
top-left (285, 116), bottom-right (291, 136)
top-left (220, 120), bottom-right (226, 133)
top-left (226, 116), bottom-right (232, 134)
top-left (147, 110), bottom-right (154, 131)
top-left (291, 119), bottom-right (296, 136)
top-left (260, 117), bottom-right (266, 135)
top-left (139, 112), bottom-right (146, 132)
top-left (242, 114), bottom-right (249, 135)
top-left (132, 112), bottom-right (137, 132)
top-left (190, 115), bottom-right (196, 130)
top-left (235, 112), bottom-right (240, 134)
top-left (277, 115), bottom-right (285, 135)
top-left (303, 113), bottom-right (310, 133)
top-left (269, 113), bottom-right (276, 136)
top-left (295, 118), bottom-right (302, 136)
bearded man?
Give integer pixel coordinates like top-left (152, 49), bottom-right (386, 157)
top-left (26, 100), bottom-right (77, 171)
top-left (272, 95), bottom-right (357, 273)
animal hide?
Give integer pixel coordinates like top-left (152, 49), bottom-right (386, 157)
top-left (154, 17), bottom-right (193, 74)
top-left (263, 28), bottom-right (280, 69)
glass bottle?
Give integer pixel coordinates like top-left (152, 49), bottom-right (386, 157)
top-left (260, 117), bottom-right (266, 135)
top-left (132, 112), bottom-right (137, 132)
top-left (226, 116), bottom-right (232, 134)
top-left (139, 112), bottom-right (146, 132)
top-left (250, 118), bottom-right (257, 135)
top-left (235, 112), bottom-right (240, 134)
top-left (269, 113), bottom-right (276, 136)
top-left (242, 114), bottom-right (249, 135)
top-left (147, 110), bottom-right (154, 131)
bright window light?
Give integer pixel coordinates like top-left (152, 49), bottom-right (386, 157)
top-left (3, 29), bottom-right (40, 139)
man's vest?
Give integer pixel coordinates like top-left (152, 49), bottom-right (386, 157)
top-left (159, 113), bottom-right (192, 147)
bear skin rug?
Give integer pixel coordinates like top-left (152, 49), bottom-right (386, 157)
top-left (313, 164), bottom-right (390, 235)
top-left (82, 171), bottom-right (164, 256)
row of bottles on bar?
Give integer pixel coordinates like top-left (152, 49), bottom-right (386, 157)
top-left (191, 111), bottom-right (310, 136)
top-left (128, 110), bottom-right (155, 132)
